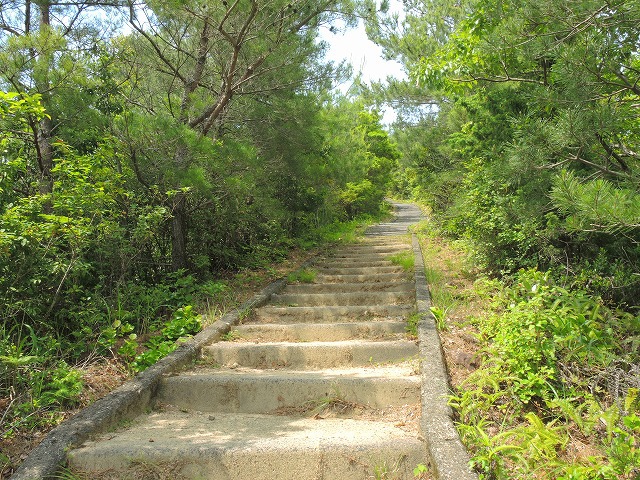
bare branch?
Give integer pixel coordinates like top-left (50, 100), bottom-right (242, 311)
top-left (596, 133), bottom-right (631, 172)
top-left (568, 151), bottom-right (629, 179)
top-left (128, 1), bottom-right (187, 85)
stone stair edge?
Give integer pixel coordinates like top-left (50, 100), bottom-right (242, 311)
top-left (411, 233), bottom-right (479, 480)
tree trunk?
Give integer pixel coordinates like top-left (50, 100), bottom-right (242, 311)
top-left (37, 114), bottom-right (54, 196)
top-left (171, 192), bottom-right (188, 272)
top-left (36, 0), bottom-right (54, 198)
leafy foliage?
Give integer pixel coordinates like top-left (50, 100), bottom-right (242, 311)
top-left (376, 0), bottom-right (640, 305)
top-left (450, 269), bottom-right (640, 479)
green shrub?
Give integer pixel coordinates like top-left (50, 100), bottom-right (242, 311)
top-left (339, 180), bottom-right (384, 219)
top-left (287, 269), bottom-right (317, 284)
top-left (451, 269), bottom-right (640, 479)
top-left (130, 306), bottom-right (202, 372)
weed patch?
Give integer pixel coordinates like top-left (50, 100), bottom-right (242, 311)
top-left (220, 330), bottom-right (240, 342)
top-left (287, 268), bottom-right (317, 284)
top-left (405, 311), bottom-right (421, 338)
top-left (304, 387), bottom-right (363, 417)
top-left (451, 268), bottom-right (640, 479)
top-left (415, 218), bottom-right (639, 478)
top-left (388, 250), bottom-right (414, 272)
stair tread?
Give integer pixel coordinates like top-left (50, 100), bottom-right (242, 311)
top-left (69, 411), bottom-right (424, 479)
top-left (175, 364), bottom-right (421, 377)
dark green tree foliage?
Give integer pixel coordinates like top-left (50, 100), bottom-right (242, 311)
top-left (117, 0), bottom-right (357, 271)
top-left (379, 0), bottom-right (640, 302)
top-left (323, 105), bottom-right (400, 218)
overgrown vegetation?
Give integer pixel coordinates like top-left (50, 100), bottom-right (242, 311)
top-left (388, 250), bottom-right (414, 272)
top-left (453, 269), bottom-right (640, 478)
top-left (287, 268), bottom-right (318, 284)
top-left (415, 220), bottom-right (640, 478)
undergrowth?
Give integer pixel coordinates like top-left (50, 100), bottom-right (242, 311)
top-left (452, 269), bottom-right (640, 479)
top-left (287, 268), bottom-right (317, 284)
top-left (414, 216), bottom-right (640, 479)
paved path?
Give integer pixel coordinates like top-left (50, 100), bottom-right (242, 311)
top-left (68, 203), bottom-right (428, 479)
top-left (365, 202), bottom-right (423, 236)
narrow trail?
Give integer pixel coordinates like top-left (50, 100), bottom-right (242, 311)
top-left (68, 204), bottom-right (422, 479)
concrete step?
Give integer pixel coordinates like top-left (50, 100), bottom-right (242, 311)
top-left (283, 282), bottom-right (414, 294)
top-left (157, 367), bottom-right (421, 413)
top-left (316, 265), bottom-right (404, 275)
top-left (366, 223), bottom-right (417, 236)
top-left (327, 248), bottom-right (409, 257)
top-left (68, 411), bottom-right (425, 480)
top-left (314, 258), bottom-right (397, 268)
top-left (201, 340), bottom-right (419, 369)
top-left (252, 305), bottom-right (413, 323)
top-left (315, 272), bottom-right (411, 283)
top-left (335, 243), bottom-right (409, 251)
top-left (232, 320), bottom-right (408, 342)
top-left (271, 291), bottom-right (413, 307)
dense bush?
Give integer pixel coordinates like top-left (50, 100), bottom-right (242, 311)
top-left (451, 269), bottom-right (640, 479)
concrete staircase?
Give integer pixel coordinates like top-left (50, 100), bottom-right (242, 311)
top-left (67, 212), bottom-right (426, 479)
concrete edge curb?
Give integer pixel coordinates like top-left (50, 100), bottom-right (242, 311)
top-left (10, 272), bottom-right (295, 480)
top-left (412, 234), bottom-right (478, 480)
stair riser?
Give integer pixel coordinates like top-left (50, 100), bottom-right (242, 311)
top-left (233, 321), bottom-right (407, 342)
top-left (158, 376), bottom-right (420, 413)
top-left (201, 342), bottom-right (419, 369)
top-left (334, 244), bottom-right (409, 252)
top-left (324, 249), bottom-right (408, 258)
top-left (365, 224), bottom-right (415, 235)
top-left (253, 305), bottom-right (413, 323)
top-left (70, 449), bottom-right (425, 480)
top-left (315, 259), bottom-right (398, 268)
top-left (272, 291), bottom-right (413, 307)
top-left (283, 282), bottom-right (414, 294)
top-left (317, 266), bottom-right (404, 275)
top-left (315, 273), bottom-right (411, 283)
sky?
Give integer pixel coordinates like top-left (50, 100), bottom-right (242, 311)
top-left (320, 21), bottom-right (406, 90)
top-left (318, 16), bottom-right (406, 124)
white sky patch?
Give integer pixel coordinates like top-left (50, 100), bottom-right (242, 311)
top-left (319, 9), bottom-right (406, 125)
top-left (321, 22), bottom-right (405, 86)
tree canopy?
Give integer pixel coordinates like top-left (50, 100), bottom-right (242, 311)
top-left (372, 0), bottom-right (640, 303)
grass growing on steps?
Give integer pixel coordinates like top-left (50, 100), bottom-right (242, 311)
top-left (304, 387), bottom-right (362, 417)
top-left (405, 312), bottom-right (420, 339)
top-left (388, 250), bottom-right (415, 271)
top-left (287, 268), bottom-right (317, 284)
